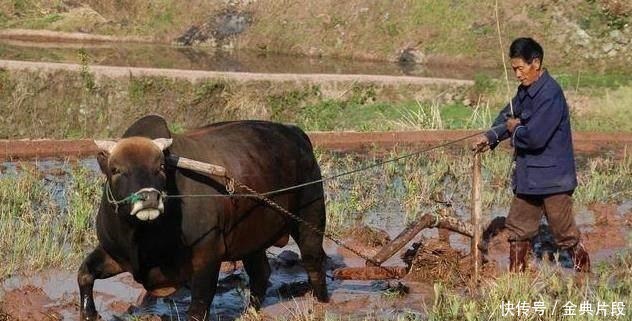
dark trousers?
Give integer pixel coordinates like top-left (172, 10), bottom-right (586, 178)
top-left (505, 192), bottom-right (580, 249)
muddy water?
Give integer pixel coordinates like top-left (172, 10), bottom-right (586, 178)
top-left (0, 241), bottom-right (432, 320)
top-left (0, 39), bottom-right (497, 79)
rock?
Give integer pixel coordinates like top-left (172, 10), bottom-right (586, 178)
top-left (174, 10), bottom-right (252, 47)
top-left (610, 29), bottom-right (630, 44)
top-left (574, 28), bottom-right (591, 47)
top-left (276, 250), bottom-right (300, 267)
top-left (397, 47), bottom-right (426, 65)
top-left (602, 43), bottom-right (614, 53)
top-left (609, 29), bottom-right (622, 39)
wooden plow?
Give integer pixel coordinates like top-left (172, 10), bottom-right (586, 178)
top-left (332, 152), bottom-right (484, 281)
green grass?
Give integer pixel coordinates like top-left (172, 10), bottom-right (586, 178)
top-left (0, 164), bottom-right (99, 279)
top-left (572, 86), bottom-right (632, 132)
top-left (0, 68), bottom-right (630, 138)
top-left (555, 71), bottom-right (632, 89)
top-left (428, 254), bottom-right (632, 321)
top-left (319, 148), bottom-right (630, 237)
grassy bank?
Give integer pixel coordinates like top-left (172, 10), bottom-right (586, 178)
top-left (1, 1), bottom-right (630, 68)
top-left (0, 67), bottom-right (473, 138)
top-left (0, 68), bottom-right (631, 139)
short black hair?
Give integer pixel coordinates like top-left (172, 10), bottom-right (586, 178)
top-left (509, 37), bottom-right (544, 64)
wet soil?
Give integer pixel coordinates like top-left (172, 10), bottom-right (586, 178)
top-left (2, 131), bottom-right (631, 161)
top-left (0, 242), bottom-right (432, 321)
top-left (0, 202), bottom-right (629, 320)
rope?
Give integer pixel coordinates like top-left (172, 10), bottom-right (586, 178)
top-left (165, 129), bottom-right (491, 200)
top-left (104, 182), bottom-right (140, 213)
top-left (104, 183), bottom-right (162, 213)
top-left (233, 180), bottom-right (404, 279)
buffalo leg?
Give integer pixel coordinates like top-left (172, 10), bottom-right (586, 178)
top-left (78, 246), bottom-right (124, 321)
top-left (243, 250), bottom-right (271, 309)
top-left (292, 197), bottom-right (329, 302)
top-left (187, 260), bottom-right (221, 321)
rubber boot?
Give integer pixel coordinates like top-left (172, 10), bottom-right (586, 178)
top-left (568, 242), bottom-right (591, 273)
top-left (509, 241), bottom-right (530, 273)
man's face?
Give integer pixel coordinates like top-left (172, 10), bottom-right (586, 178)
top-left (511, 57), bottom-right (541, 87)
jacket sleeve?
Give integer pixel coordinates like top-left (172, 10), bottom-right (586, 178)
top-left (485, 98), bottom-right (516, 149)
top-left (511, 93), bottom-right (563, 150)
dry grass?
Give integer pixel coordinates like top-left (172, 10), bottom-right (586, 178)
top-left (1, 0), bottom-right (629, 68)
top-left (0, 68), bottom-right (466, 138)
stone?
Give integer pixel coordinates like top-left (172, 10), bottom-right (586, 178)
top-left (174, 10), bottom-right (252, 47)
top-left (397, 47), bottom-right (426, 65)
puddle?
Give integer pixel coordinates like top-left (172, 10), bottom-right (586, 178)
top-left (0, 239), bottom-right (432, 320)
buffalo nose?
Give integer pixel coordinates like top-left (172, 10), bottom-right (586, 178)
top-left (138, 190), bottom-right (160, 208)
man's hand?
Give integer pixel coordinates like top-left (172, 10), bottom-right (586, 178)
top-left (472, 135), bottom-right (490, 153)
top-left (506, 117), bottom-right (521, 134)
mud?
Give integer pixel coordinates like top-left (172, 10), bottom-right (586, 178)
top-left (0, 151), bottom-right (629, 320)
top-left (2, 199), bottom-right (629, 321)
top-left (0, 240), bottom-right (433, 321)
top-left (2, 131), bottom-right (631, 160)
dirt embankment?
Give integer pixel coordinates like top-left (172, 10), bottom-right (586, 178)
top-left (1, 1), bottom-right (630, 66)
top-left (1, 131), bottom-right (630, 160)
top-left (0, 59), bottom-right (474, 86)
top-left (0, 29), bottom-right (155, 44)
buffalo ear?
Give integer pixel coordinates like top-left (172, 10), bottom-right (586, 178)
top-left (96, 150), bottom-right (111, 176)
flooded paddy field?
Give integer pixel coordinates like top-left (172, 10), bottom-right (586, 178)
top-left (0, 146), bottom-right (630, 320)
top-left (0, 39), bottom-right (493, 80)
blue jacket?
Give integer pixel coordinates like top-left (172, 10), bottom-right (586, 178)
top-left (485, 70), bottom-right (577, 195)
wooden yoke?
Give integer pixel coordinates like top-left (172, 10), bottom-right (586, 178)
top-left (167, 155), bottom-right (228, 178)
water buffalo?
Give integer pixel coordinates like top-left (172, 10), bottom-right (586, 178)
top-left (78, 115), bottom-right (328, 320)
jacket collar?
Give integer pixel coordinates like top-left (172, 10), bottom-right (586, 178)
top-left (518, 69), bottom-right (550, 99)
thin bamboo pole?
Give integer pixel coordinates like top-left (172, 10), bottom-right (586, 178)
top-left (471, 152), bottom-right (482, 283)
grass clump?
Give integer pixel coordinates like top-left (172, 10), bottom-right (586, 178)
top-left (0, 163), bottom-right (99, 279)
top-left (428, 253), bottom-right (632, 320)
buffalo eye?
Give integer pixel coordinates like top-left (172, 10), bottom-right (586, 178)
top-left (111, 167), bottom-right (121, 175)
top-left (155, 163), bottom-right (166, 175)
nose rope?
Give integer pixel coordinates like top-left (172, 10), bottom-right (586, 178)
top-left (104, 182), bottom-right (163, 214)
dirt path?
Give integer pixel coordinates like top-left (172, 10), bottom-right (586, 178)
top-left (0, 28), bottom-right (155, 44)
top-left (0, 58), bottom-right (475, 85)
top-left (1, 130), bottom-right (630, 160)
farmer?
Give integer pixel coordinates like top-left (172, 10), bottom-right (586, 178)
top-left (474, 37), bottom-right (590, 273)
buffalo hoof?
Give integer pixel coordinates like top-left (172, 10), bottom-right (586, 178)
top-left (313, 288), bottom-right (330, 303)
top-left (249, 295), bottom-right (263, 310)
top-left (80, 312), bottom-right (102, 321)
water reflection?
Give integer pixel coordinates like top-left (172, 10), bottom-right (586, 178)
top-left (0, 39), bottom-right (497, 79)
